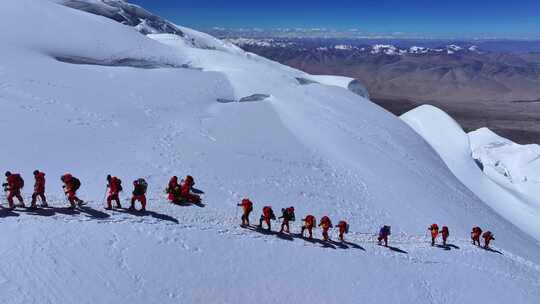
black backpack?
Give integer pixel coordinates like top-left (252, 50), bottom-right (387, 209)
top-left (72, 177), bottom-right (81, 191)
top-left (134, 178), bottom-right (148, 195)
top-left (14, 174), bottom-right (24, 189)
top-left (116, 179), bottom-right (123, 192)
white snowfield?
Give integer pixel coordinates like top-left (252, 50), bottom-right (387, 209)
top-left (470, 128), bottom-right (540, 220)
top-left (401, 105), bottom-right (540, 242)
top-left (0, 1), bottom-right (538, 303)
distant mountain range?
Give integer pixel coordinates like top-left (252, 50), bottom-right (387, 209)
top-left (225, 37), bottom-right (540, 143)
top-left (227, 38), bottom-right (540, 103)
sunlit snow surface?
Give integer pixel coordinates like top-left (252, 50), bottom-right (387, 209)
top-left (0, 1), bottom-right (538, 303)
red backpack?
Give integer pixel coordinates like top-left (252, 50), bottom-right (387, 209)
top-left (263, 206), bottom-right (275, 219)
top-left (305, 215), bottom-right (316, 226)
top-left (242, 199), bottom-right (253, 212)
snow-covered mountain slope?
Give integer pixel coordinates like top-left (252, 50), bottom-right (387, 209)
top-left (0, 1), bottom-right (539, 303)
top-left (53, 0), bottom-right (184, 36)
top-left (470, 128), bottom-right (540, 211)
top-left (401, 105), bottom-right (540, 241)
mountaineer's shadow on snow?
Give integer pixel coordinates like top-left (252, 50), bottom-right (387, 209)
top-left (18, 208), bottom-right (55, 217)
top-left (78, 206), bottom-right (110, 220)
top-left (115, 208), bottom-right (179, 224)
top-left (483, 247), bottom-right (503, 255)
top-left (171, 201), bottom-right (206, 208)
top-left (436, 244), bottom-right (460, 251)
top-left (383, 245), bottom-right (408, 254)
top-left (0, 207), bottom-right (20, 218)
top-left (191, 188), bottom-right (205, 195)
top-left (52, 207), bottom-right (81, 216)
top-left (289, 234), bottom-right (336, 249)
top-left (343, 241), bottom-right (366, 251)
top-left (245, 226), bottom-right (294, 241)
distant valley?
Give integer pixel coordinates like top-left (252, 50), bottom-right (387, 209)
top-left (220, 35), bottom-right (540, 143)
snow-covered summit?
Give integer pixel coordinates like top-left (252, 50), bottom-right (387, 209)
top-left (228, 38), bottom-right (484, 56)
top-left (54, 0), bottom-right (184, 36)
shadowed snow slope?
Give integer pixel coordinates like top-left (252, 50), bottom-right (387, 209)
top-left (402, 105), bottom-right (540, 241)
top-left (0, 1), bottom-right (539, 303)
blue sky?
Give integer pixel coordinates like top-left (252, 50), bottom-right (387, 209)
top-left (129, 0), bottom-right (540, 37)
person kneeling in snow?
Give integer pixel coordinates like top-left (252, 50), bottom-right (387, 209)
top-left (279, 206), bottom-right (295, 233)
top-left (179, 175), bottom-right (201, 204)
top-left (237, 198), bottom-right (253, 226)
top-left (130, 178), bottom-right (148, 212)
top-left (166, 176), bottom-right (179, 202)
top-left (258, 206), bottom-right (276, 230)
top-left (61, 173), bottom-right (84, 208)
top-left (166, 176), bottom-right (185, 203)
top-left (378, 225), bottom-right (391, 246)
top-left (337, 220), bottom-right (349, 242)
top-left (319, 216), bottom-right (333, 241)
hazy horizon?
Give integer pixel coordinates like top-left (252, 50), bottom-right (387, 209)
top-left (129, 0), bottom-right (540, 40)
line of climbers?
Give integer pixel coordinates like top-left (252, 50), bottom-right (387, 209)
top-left (237, 199), bottom-right (497, 249)
top-left (2, 171), bottom-right (498, 249)
top-left (427, 223), bottom-right (495, 249)
top-left (1, 171), bottom-right (201, 212)
top-left (236, 199), bottom-right (350, 241)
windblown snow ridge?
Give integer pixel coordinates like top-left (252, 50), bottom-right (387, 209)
top-left (55, 55), bottom-right (187, 69)
top-left (56, 0), bottom-right (184, 36)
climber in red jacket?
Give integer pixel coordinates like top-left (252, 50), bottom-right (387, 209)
top-left (471, 226), bottom-right (482, 246)
top-left (3, 171), bottom-right (25, 209)
top-left (482, 231), bottom-right (495, 249)
top-left (106, 175), bottom-right (123, 209)
top-left (61, 173), bottom-right (84, 208)
top-left (319, 216), bottom-right (333, 241)
top-left (258, 206), bottom-right (276, 230)
top-left (167, 176), bottom-right (179, 202)
top-left (237, 198), bottom-right (253, 226)
top-left (337, 220), bottom-right (349, 242)
top-left (180, 175), bottom-right (200, 203)
top-left (441, 226), bottom-right (450, 246)
top-left (301, 215), bottom-right (316, 239)
top-left (30, 170), bottom-right (47, 208)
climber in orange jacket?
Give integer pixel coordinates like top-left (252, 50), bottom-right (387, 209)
top-left (301, 215), bottom-right (316, 239)
top-left (428, 223), bottom-right (439, 246)
top-left (319, 216), bottom-right (333, 241)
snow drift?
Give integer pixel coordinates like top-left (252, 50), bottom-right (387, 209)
top-left (402, 105), bottom-right (540, 241)
top-left (470, 128), bottom-right (540, 214)
top-left (0, 1), bottom-right (539, 303)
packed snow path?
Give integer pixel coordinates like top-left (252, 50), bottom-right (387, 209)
top-left (1, 199), bottom-right (539, 304)
top-left (0, 1), bottom-right (539, 303)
